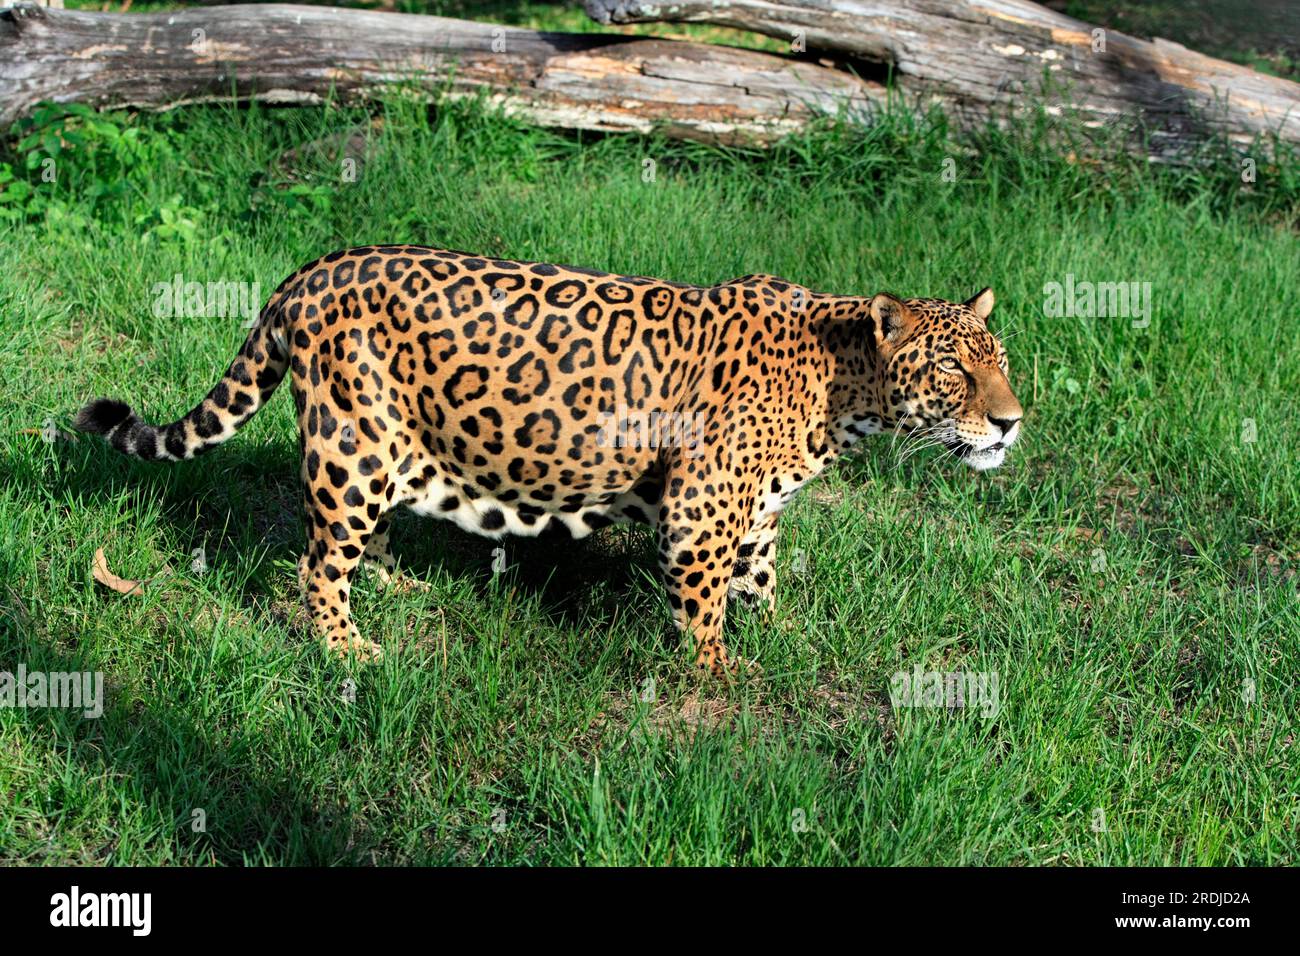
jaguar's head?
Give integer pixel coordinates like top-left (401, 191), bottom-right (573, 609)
top-left (869, 287), bottom-right (1023, 471)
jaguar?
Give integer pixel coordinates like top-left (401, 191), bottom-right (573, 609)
top-left (75, 247), bottom-right (1023, 675)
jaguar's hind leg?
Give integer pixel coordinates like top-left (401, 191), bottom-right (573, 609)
top-left (727, 512), bottom-right (779, 614)
top-left (361, 516), bottom-right (430, 593)
top-left (362, 517), bottom-right (397, 585)
top-left (299, 459), bottom-right (392, 661)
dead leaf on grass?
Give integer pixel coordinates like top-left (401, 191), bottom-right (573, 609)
top-left (92, 548), bottom-right (150, 596)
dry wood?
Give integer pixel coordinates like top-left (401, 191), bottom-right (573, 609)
top-left (0, 3), bottom-right (883, 143)
top-left (585, 0), bottom-right (1300, 160)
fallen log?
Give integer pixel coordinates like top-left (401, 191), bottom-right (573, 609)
top-left (585, 0), bottom-right (1300, 161)
top-left (0, 3), bottom-right (884, 144)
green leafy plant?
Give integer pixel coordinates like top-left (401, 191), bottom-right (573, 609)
top-left (1, 102), bottom-right (177, 224)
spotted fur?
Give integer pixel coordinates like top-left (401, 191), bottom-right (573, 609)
top-left (75, 247), bottom-right (1023, 675)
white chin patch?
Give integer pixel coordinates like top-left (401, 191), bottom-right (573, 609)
top-left (964, 446), bottom-right (1006, 472)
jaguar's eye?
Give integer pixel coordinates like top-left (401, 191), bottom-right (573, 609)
top-left (938, 358), bottom-right (961, 372)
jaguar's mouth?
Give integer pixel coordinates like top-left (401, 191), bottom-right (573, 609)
top-left (945, 440), bottom-right (1008, 471)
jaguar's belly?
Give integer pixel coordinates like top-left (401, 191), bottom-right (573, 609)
top-left (403, 472), bottom-right (661, 539)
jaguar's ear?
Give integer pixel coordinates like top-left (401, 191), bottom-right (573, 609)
top-left (964, 287), bottom-right (995, 324)
top-left (869, 292), bottom-right (916, 351)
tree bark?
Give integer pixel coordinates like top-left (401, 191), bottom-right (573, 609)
top-left (0, 3), bottom-right (884, 144)
top-left (585, 0), bottom-right (1300, 161)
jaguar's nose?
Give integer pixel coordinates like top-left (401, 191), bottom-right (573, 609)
top-left (987, 414), bottom-right (1021, 440)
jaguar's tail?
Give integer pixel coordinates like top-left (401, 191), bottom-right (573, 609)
top-left (74, 275), bottom-right (300, 462)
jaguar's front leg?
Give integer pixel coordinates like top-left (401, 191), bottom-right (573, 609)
top-left (655, 461), bottom-right (755, 677)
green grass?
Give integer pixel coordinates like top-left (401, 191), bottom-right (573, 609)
top-left (1, 93), bottom-right (1298, 865)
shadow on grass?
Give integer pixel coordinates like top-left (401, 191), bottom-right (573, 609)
top-left (1, 569), bottom-right (349, 864)
top-left (48, 434), bottom-right (660, 626)
top-left (3, 436), bottom-right (669, 864)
